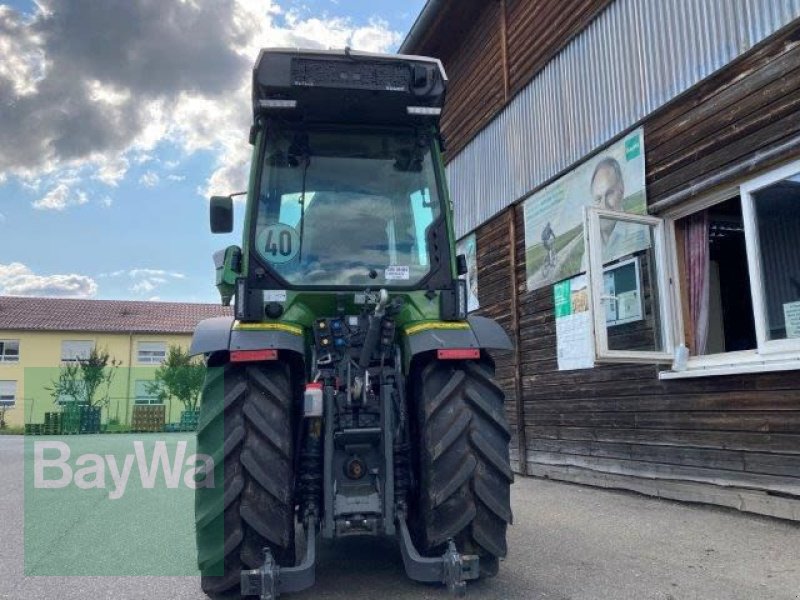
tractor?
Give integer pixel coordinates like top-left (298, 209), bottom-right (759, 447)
top-left (190, 48), bottom-right (514, 599)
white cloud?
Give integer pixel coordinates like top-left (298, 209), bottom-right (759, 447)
top-left (139, 171), bottom-right (160, 187)
top-left (0, 212), bottom-right (5, 224)
top-left (93, 156), bottom-right (130, 186)
top-left (166, 174), bottom-right (185, 182)
top-left (32, 183), bottom-right (88, 211)
top-left (0, 6), bottom-right (47, 97)
top-left (0, 1), bottom-right (403, 202)
top-left (0, 262), bottom-right (98, 298)
top-left (103, 268), bottom-right (185, 296)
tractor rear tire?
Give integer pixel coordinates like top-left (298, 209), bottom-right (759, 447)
top-left (195, 362), bottom-right (296, 598)
top-left (413, 358), bottom-right (513, 578)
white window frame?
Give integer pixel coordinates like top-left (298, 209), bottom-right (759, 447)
top-left (585, 206), bottom-right (674, 364)
top-left (740, 160), bottom-right (800, 356)
top-left (137, 341), bottom-right (167, 365)
top-left (0, 380), bottom-right (17, 407)
top-left (0, 340), bottom-right (19, 363)
top-left (658, 158), bottom-right (800, 379)
top-left (61, 340), bottom-right (95, 363)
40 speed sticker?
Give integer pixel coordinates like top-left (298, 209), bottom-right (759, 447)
top-left (256, 223), bottom-right (301, 264)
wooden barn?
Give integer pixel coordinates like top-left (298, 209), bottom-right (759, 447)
top-left (402, 0), bottom-right (800, 520)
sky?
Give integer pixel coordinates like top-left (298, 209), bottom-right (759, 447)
top-left (0, 0), bottom-right (426, 303)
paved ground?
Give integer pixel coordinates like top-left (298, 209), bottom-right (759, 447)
top-left (1, 434), bottom-right (798, 599)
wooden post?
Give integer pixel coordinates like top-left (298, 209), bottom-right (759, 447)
top-left (508, 206), bottom-right (528, 475)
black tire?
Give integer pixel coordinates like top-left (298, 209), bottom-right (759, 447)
top-left (413, 358), bottom-right (513, 577)
top-left (195, 362), bottom-right (296, 597)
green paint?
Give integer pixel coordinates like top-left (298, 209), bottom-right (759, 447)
top-left (554, 280), bottom-right (572, 318)
top-left (625, 134), bottom-right (641, 161)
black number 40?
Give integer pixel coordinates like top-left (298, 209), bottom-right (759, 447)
top-left (265, 228), bottom-right (293, 257)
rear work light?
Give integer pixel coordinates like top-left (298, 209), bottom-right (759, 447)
top-left (437, 348), bottom-right (480, 360)
top-left (407, 106), bottom-right (442, 116)
top-left (259, 99), bottom-right (297, 109)
top-left (230, 349), bottom-right (278, 362)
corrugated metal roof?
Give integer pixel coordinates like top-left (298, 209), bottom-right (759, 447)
top-left (447, 0), bottom-right (800, 237)
top-left (0, 296), bottom-right (231, 334)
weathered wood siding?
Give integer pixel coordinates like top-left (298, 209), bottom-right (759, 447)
top-left (470, 27), bottom-right (800, 520)
top-left (646, 25), bottom-right (800, 204)
top-left (411, 0), bottom-right (613, 159)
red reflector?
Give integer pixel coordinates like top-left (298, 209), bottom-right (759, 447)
top-left (230, 349), bottom-right (278, 362)
top-left (437, 348), bottom-right (480, 360)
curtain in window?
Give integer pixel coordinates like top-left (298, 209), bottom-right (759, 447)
top-left (684, 210), bottom-right (710, 355)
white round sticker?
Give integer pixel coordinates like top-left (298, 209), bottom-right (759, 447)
top-left (256, 223), bottom-right (301, 264)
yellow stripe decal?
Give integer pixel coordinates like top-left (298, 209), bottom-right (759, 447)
top-left (405, 321), bottom-right (471, 336)
top-left (233, 322), bottom-right (304, 336)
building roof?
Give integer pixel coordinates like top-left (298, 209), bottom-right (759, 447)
top-left (0, 296), bottom-right (232, 335)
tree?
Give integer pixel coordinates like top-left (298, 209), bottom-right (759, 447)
top-left (49, 347), bottom-right (121, 408)
top-left (146, 345), bottom-right (205, 412)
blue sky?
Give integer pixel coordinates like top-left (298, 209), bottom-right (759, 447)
top-left (0, 0), bottom-right (426, 303)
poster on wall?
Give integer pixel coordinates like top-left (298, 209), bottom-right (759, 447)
top-left (523, 128), bottom-right (648, 292)
top-left (554, 274), bottom-right (595, 371)
top-left (784, 301), bottom-right (800, 339)
top-left (457, 233), bottom-right (479, 313)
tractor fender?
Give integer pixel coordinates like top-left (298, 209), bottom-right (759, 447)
top-left (404, 315), bottom-right (513, 359)
top-left (189, 316), bottom-right (305, 357)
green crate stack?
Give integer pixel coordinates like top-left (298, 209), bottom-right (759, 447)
top-left (179, 409), bottom-right (199, 432)
top-left (43, 412), bottom-right (62, 435)
top-left (79, 406), bottom-right (101, 434)
top-left (62, 405), bottom-right (81, 434)
top-left (26, 423), bottom-right (43, 435)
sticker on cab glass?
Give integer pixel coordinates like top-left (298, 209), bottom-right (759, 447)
top-left (265, 290), bottom-right (288, 302)
top-left (256, 223), bottom-right (300, 264)
top-left (385, 265), bottom-right (410, 281)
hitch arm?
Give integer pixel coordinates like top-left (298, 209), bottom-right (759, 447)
top-left (397, 517), bottom-right (480, 597)
top-left (241, 518), bottom-right (318, 599)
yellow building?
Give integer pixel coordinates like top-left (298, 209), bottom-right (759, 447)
top-left (0, 296), bottom-right (230, 429)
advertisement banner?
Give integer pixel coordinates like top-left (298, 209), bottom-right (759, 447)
top-left (554, 274), bottom-right (595, 371)
top-left (524, 128), bottom-right (647, 291)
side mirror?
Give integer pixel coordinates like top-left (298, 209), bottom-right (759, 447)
top-left (456, 253), bottom-right (468, 276)
top-left (210, 195), bottom-right (233, 233)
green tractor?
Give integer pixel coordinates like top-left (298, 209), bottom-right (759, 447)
top-left (191, 48), bottom-right (514, 598)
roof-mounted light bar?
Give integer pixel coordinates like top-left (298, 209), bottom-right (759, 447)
top-left (407, 106), bottom-right (442, 116)
top-left (259, 99), bottom-right (297, 109)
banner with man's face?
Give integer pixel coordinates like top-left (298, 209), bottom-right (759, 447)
top-left (523, 128), bottom-right (647, 292)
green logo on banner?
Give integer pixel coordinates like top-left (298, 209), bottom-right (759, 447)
top-left (554, 280), bottom-right (572, 318)
top-left (625, 135), bottom-right (641, 161)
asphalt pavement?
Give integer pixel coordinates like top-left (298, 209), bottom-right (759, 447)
top-left (1, 435), bottom-right (798, 599)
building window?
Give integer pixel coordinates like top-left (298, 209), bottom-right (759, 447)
top-left (585, 207), bottom-right (673, 364)
top-left (61, 340), bottom-right (95, 363)
top-left (0, 381), bottom-right (17, 407)
top-left (0, 340), bottom-right (19, 363)
top-left (134, 380), bottom-right (162, 405)
top-left (742, 163), bottom-right (800, 352)
top-left (137, 342), bottom-right (167, 365)
top-left (584, 158), bottom-right (800, 377)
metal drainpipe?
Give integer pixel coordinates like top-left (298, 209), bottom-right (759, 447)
top-left (124, 332), bottom-right (133, 426)
top-left (398, 0), bottom-right (446, 54)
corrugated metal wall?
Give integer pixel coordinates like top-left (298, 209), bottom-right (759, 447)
top-left (448, 0), bottom-right (800, 238)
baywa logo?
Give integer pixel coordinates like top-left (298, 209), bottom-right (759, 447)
top-left (34, 440), bottom-right (215, 500)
